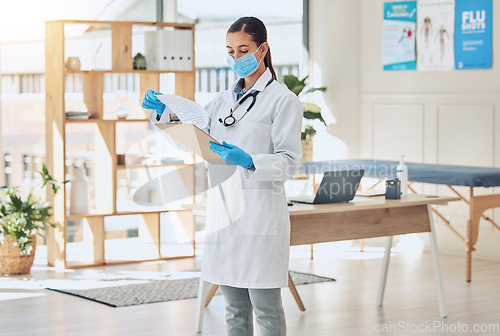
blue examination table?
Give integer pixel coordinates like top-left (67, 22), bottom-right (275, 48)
top-left (299, 159), bottom-right (500, 281)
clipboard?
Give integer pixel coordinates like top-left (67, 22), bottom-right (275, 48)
top-left (154, 123), bottom-right (224, 164)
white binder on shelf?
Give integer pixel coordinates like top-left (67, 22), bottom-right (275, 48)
top-left (174, 29), bottom-right (184, 71)
top-left (181, 29), bottom-right (193, 71)
top-left (144, 30), bottom-right (162, 70)
top-left (163, 29), bottom-right (178, 71)
top-left (144, 29), bottom-right (192, 71)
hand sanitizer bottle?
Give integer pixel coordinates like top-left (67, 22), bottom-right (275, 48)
top-left (397, 155), bottom-right (408, 196)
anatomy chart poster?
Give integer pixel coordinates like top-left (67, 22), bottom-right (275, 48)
top-left (417, 0), bottom-right (455, 71)
top-left (383, 1), bottom-right (417, 71)
top-left (454, 0), bottom-right (492, 70)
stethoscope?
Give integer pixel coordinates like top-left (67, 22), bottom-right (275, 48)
top-left (218, 78), bottom-right (274, 127)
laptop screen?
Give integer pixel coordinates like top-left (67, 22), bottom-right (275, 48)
top-left (313, 169), bottom-right (365, 204)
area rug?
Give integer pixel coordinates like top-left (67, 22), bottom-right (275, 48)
top-left (47, 271), bottom-right (335, 308)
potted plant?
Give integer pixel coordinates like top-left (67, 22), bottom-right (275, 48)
top-left (0, 164), bottom-right (66, 275)
top-left (133, 52), bottom-right (147, 69)
top-left (283, 74), bottom-right (327, 162)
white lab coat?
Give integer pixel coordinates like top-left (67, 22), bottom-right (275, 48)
top-left (201, 68), bottom-right (303, 288)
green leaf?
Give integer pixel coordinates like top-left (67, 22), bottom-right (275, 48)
top-left (298, 75), bottom-right (308, 85)
top-left (284, 75), bottom-right (300, 92)
top-left (284, 75), bottom-right (309, 96)
top-left (304, 87), bottom-right (326, 94)
top-left (303, 111), bottom-right (327, 126)
top-left (290, 85), bottom-right (304, 96)
top-left (49, 180), bottom-right (60, 195)
top-left (10, 195), bottom-right (23, 211)
top-left (38, 163), bottom-right (67, 195)
top-left (283, 76), bottom-right (294, 89)
top-left (301, 125), bottom-right (317, 141)
top-left (302, 102), bottom-right (321, 113)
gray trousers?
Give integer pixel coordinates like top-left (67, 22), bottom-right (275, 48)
top-left (219, 285), bottom-right (286, 336)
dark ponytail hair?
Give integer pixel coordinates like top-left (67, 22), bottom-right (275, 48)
top-left (227, 16), bottom-right (277, 80)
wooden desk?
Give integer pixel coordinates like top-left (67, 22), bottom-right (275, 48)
top-left (301, 159), bottom-right (500, 282)
top-left (193, 194), bottom-right (459, 333)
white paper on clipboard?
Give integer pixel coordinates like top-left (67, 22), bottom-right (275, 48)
top-left (156, 94), bottom-right (209, 130)
top-left (154, 123), bottom-right (224, 164)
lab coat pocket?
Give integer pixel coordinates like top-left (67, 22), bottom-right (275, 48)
top-left (204, 186), bottom-right (228, 242)
top-left (240, 189), bottom-right (277, 236)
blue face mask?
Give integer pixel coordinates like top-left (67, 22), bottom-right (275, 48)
top-left (227, 44), bottom-right (263, 78)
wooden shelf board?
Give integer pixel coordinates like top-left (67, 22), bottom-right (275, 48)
top-left (117, 162), bottom-right (188, 169)
top-left (104, 118), bottom-right (150, 123)
top-left (66, 208), bottom-right (191, 220)
top-left (55, 20), bottom-right (194, 28)
top-left (65, 254), bottom-right (195, 269)
top-left (65, 118), bottom-right (97, 123)
top-left (65, 261), bottom-right (105, 269)
top-left (65, 69), bottom-right (195, 74)
top-left (66, 211), bottom-right (111, 220)
top-left (65, 118), bottom-right (149, 123)
top-left (114, 208), bottom-right (191, 216)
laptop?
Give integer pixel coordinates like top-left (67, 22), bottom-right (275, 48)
top-left (290, 169), bottom-right (365, 204)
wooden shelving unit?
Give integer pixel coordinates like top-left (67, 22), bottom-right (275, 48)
top-left (45, 20), bottom-right (196, 269)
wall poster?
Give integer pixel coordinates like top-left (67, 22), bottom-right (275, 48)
top-left (417, 0), bottom-right (455, 71)
top-left (383, 1), bottom-right (417, 71)
top-left (454, 0), bottom-right (492, 70)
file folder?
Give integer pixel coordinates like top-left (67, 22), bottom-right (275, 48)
top-left (181, 29), bottom-right (193, 71)
top-left (145, 30), bottom-right (163, 70)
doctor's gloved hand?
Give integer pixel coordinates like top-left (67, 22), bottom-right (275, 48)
top-left (142, 89), bottom-right (166, 117)
top-left (209, 141), bottom-right (254, 169)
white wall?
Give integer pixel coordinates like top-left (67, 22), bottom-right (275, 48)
top-left (0, 46), bottom-right (3, 186)
top-left (311, 0), bottom-right (500, 261)
top-left (309, 0), bottom-right (361, 160)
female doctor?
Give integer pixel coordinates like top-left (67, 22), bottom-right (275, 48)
top-left (143, 16), bottom-right (302, 336)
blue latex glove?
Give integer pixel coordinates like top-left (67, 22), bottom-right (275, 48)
top-left (209, 141), bottom-right (254, 169)
top-left (142, 89), bottom-right (166, 121)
